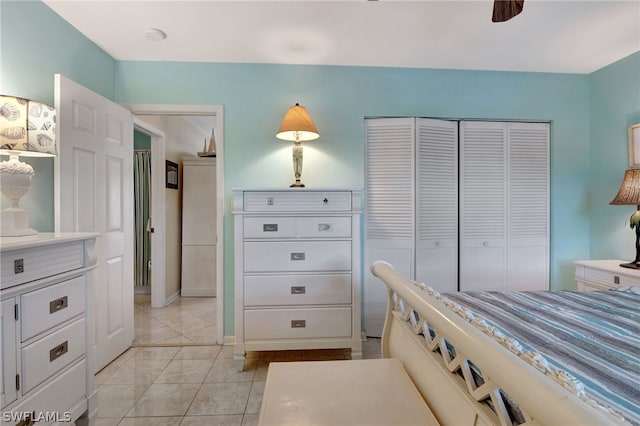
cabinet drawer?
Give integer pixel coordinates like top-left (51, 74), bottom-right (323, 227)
top-left (244, 241), bottom-right (351, 272)
top-left (21, 318), bottom-right (85, 393)
top-left (297, 217), bottom-right (351, 238)
top-left (243, 191), bottom-right (352, 212)
top-left (244, 217), bottom-right (297, 238)
top-left (4, 359), bottom-right (86, 426)
top-left (244, 274), bottom-right (352, 306)
top-left (244, 216), bottom-right (352, 239)
top-left (244, 307), bottom-right (352, 340)
top-left (0, 241), bottom-right (84, 290)
top-left (21, 276), bottom-right (85, 341)
top-left (584, 268), bottom-right (624, 288)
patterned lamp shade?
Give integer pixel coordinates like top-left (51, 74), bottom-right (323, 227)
top-left (0, 95), bottom-right (57, 157)
top-left (610, 169), bottom-right (640, 205)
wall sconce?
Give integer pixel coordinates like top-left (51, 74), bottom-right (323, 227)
top-left (276, 103), bottom-right (319, 188)
top-left (0, 95), bottom-right (57, 236)
top-left (610, 168), bottom-right (640, 268)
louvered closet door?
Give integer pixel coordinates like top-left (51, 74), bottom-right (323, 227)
top-left (507, 122), bottom-right (549, 291)
top-left (415, 118), bottom-right (458, 292)
top-left (460, 121), bottom-right (507, 291)
top-left (364, 118), bottom-right (415, 337)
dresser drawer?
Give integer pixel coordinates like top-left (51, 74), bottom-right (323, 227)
top-left (244, 217), bottom-right (297, 238)
top-left (244, 307), bottom-right (352, 340)
top-left (244, 216), bottom-right (352, 239)
top-left (5, 359), bottom-right (86, 426)
top-left (244, 241), bottom-right (351, 272)
top-left (0, 241), bottom-right (85, 290)
top-left (583, 268), bottom-right (624, 288)
top-left (21, 318), bottom-right (85, 393)
top-left (297, 217), bottom-right (351, 238)
top-left (244, 274), bottom-right (352, 306)
top-left (21, 276), bottom-right (85, 341)
top-left (243, 191), bottom-right (352, 212)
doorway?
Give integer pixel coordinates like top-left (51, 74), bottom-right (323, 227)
top-left (128, 104), bottom-right (224, 346)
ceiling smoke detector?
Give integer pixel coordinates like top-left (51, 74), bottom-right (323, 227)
top-left (144, 28), bottom-right (167, 42)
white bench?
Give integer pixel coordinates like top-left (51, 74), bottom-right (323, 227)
top-left (259, 358), bottom-right (439, 426)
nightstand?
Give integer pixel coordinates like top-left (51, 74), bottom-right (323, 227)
top-left (574, 259), bottom-right (640, 291)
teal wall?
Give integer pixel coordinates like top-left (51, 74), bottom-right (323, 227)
top-left (0, 1), bottom-right (116, 232)
top-left (589, 52), bottom-right (640, 260)
top-left (1, 1), bottom-right (637, 339)
top-left (115, 61), bottom-right (591, 335)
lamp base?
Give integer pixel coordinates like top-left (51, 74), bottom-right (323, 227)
top-left (0, 208), bottom-right (37, 237)
top-left (289, 182), bottom-right (305, 188)
top-left (620, 261), bottom-right (640, 269)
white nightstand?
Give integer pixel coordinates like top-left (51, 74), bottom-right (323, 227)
top-left (574, 259), bottom-right (640, 291)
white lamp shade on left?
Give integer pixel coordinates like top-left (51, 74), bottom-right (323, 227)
top-left (0, 95), bottom-right (57, 236)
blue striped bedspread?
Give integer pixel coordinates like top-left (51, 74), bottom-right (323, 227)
top-left (445, 288), bottom-right (640, 425)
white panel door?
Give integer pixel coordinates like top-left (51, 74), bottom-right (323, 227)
top-left (459, 121), bottom-right (507, 291)
top-left (415, 118), bottom-right (458, 293)
top-left (364, 118), bottom-right (415, 337)
top-left (507, 122), bottom-right (549, 291)
top-left (54, 75), bottom-right (134, 372)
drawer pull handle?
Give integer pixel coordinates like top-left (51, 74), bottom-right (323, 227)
top-left (318, 223), bottom-right (332, 231)
top-left (263, 224), bottom-right (278, 232)
top-left (291, 320), bottom-right (306, 328)
top-left (49, 296), bottom-right (68, 314)
top-left (291, 252), bottom-right (306, 261)
top-left (614, 276), bottom-right (620, 284)
top-left (49, 340), bottom-right (68, 362)
top-left (291, 286), bottom-right (306, 294)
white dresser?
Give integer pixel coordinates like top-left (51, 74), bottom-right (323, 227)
top-left (1, 233), bottom-right (97, 426)
top-left (574, 259), bottom-right (640, 291)
top-left (233, 189), bottom-right (363, 370)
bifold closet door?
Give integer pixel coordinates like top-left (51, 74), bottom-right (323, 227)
top-left (459, 121), bottom-right (549, 292)
top-left (415, 118), bottom-right (458, 293)
top-left (364, 118), bottom-right (415, 337)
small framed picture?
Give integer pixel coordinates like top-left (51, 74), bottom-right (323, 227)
top-left (628, 123), bottom-right (640, 168)
top-left (166, 160), bottom-right (179, 189)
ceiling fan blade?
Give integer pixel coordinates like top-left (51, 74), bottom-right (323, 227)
top-left (492, 0), bottom-right (524, 22)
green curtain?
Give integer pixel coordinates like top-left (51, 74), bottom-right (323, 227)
top-left (134, 151), bottom-right (152, 287)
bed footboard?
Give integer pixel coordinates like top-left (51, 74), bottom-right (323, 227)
top-left (371, 260), bottom-right (627, 426)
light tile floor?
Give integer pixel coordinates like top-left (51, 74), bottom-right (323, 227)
top-left (134, 295), bottom-right (217, 345)
top-left (95, 295), bottom-right (381, 425)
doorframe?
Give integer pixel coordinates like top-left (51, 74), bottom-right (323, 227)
top-left (133, 118), bottom-right (167, 309)
top-left (127, 104), bottom-right (224, 345)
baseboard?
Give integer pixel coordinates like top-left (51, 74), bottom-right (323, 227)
top-left (223, 335), bottom-right (235, 345)
top-left (166, 290), bottom-right (180, 306)
top-left (134, 286), bottom-right (151, 294)
top-left (180, 288), bottom-right (215, 297)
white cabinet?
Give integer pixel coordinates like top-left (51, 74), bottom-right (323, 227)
top-left (233, 189), bottom-right (363, 371)
top-left (575, 260), bottom-right (640, 291)
top-left (181, 157), bottom-right (216, 297)
top-left (364, 118), bottom-right (549, 336)
top-left (0, 233), bottom-right (97, 426)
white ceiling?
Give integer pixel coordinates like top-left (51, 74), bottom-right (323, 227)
top-left (44, 0), bottom-right (640, 74)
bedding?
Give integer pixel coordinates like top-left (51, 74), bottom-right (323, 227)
top-left (443, 288), bottom-right (640, 425)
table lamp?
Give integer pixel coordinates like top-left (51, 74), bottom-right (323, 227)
top-left (610, 168), bottom-right (640, 268)
top-left (276, 103), bottom-right (319, 188)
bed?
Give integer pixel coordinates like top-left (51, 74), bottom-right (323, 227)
top-left (370, 260), bottom-right (639, 426)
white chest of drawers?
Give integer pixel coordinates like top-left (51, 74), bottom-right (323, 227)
top-left (233, 190), bottom-right (363, 370)
top-left (574, 259), bottom-right (640, 291)
top-left (1, 233), bottom-right (97, 426)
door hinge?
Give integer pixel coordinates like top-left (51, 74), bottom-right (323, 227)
top-left (14, 303), bottom-right (18, 321)
top-left (16, 374), bottom-right (20, 391)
